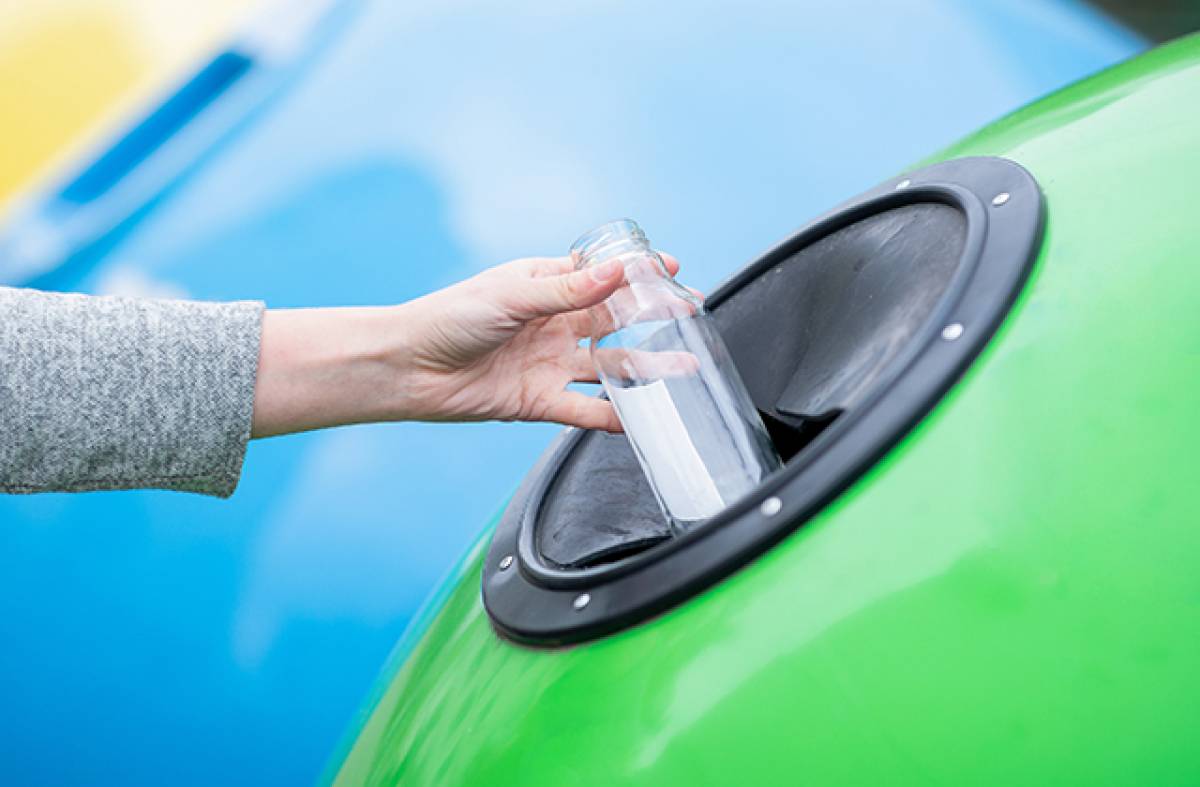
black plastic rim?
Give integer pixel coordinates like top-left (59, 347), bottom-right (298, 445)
top-left (482, 156), bottom-right (1044, 646)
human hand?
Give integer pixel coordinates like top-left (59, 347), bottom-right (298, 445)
top-left (251, 253), bottom-right (682, 438)
top-left (392, 253), bottom-right (681, 431)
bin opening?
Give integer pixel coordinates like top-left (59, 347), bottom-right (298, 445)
top-left (486, 157), bottom-right (1044, 645)
top-left (537, 409), bottom-right (837, 570)
top-left (536, 202), bottom-right (967, 570)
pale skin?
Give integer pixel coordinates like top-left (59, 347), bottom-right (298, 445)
top-left (250, 253), bottom-right (683, 438)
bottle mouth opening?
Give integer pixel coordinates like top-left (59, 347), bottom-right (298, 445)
top-left (570, 219), bottom-right (646, 266)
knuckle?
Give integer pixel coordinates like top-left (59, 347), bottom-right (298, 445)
top-left (560, 273), bottom-right (586, 305)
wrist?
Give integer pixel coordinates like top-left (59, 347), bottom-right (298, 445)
top-left (369, 301), bottom-right (426, 421)
top-left (252, 305), bottom-right (419, 437)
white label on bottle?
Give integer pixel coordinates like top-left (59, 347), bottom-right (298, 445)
top-left (609, 379), bottom-right (725, 522)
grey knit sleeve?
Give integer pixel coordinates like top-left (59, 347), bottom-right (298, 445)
top-left (0, 286), bottom-right (264, 498)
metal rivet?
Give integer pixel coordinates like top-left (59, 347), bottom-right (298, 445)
top-left (499, 555), bottom-right (514, 571)
top-left (992, 192), bottom-right (1011, 206)
top-left (760, 496), bottom-right (783, 517)
top-left (573, 593), bottom-right (591, 611)
top-left (896, 179), bottom-right (911, 190)
top-left (942, 323), bottom-right (964, 341)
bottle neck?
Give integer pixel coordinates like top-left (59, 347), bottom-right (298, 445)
top-left (570, 220), bottom-right (703, 331)
top-left (571, 219), bottom-right (653, 270)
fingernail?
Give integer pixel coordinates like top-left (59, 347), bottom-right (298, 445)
top-left (589, 260), bottom-right (621, 282)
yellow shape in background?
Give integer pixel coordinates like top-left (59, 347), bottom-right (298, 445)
top-left (0, 0), bottom-right (253, 210)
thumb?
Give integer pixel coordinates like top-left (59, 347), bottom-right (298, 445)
top-left (508, 259), bottom-right (624, 320)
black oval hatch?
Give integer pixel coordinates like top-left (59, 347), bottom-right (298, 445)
top-left (483, 156), bottom-right (1043, 646)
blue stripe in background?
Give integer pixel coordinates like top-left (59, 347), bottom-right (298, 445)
top-left (58, 51), bottom-right (253, 205)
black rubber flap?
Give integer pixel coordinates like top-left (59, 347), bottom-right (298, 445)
top-left (537, 431), bottom-right (671, 568)
top-left (716, 203), bottom-right (965, 420)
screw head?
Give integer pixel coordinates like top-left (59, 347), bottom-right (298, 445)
top-left (942, 323), bottom-right (965, 341)
top-left (499, 555), bottom-right (514, 571)
top-left (760, 496), bottom-right (783, 517)
top-left (992, 192), bottom-right (1011, 206)
top-left (896, 179), bottom-right (912, 190)
top-left (573, 593), bottom-right (591, 611)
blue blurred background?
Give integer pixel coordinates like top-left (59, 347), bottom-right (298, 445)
top-left (0, 1), bottom-right (1152, 783)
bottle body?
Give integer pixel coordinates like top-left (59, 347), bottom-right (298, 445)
top-left (571, 220), bottom-right (781, 531)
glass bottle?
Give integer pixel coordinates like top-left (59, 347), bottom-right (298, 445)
top-left (570, 219), bottom-right (781, 532)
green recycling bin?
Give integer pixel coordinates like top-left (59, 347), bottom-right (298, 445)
top-left (331, 34), bottom-right (1200, 786)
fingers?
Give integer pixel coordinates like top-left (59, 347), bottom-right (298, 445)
top-left (512, 251), bottom-right (678, 279)
top-left (569, 348), bottom-right (600, 382)
top-left (543, 392), bottom-right (623, 433)
top-left (658, 251), bottom-right (680, 277)
top-left (506, 260), bottom-right (625, 321)
top-left (522, 256), bottom-right (575, 277)
top-left (499, 250), bottom-right (685, 325)
top-left (593, 347), bottom-right (702, 380)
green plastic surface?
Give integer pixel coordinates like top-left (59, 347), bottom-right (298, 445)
top-left (334, 35), bottom-right (1200, 785)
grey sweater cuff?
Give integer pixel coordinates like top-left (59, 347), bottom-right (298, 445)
top-left (1, 286), bottom-right (265, 498)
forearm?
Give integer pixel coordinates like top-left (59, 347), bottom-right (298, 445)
top-left (251, 306), bottom-right (417, 438)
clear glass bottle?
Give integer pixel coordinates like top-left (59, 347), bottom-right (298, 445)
top-left (570, 219), bottom-right (781, 532)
